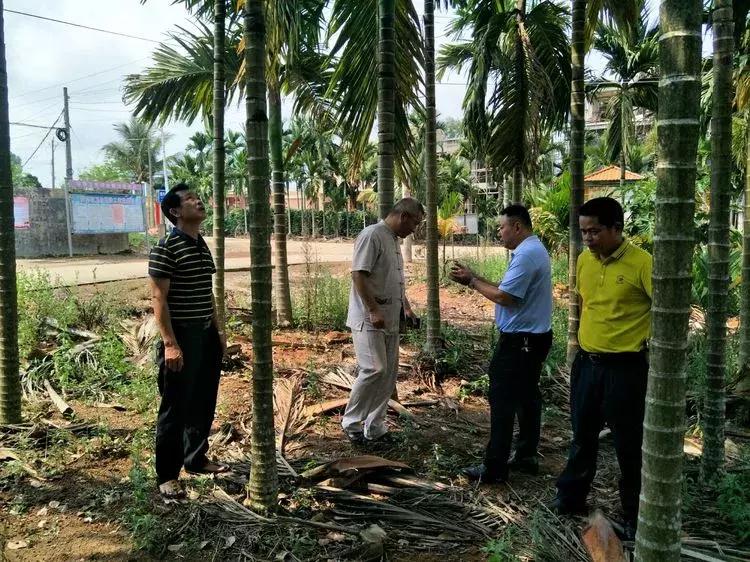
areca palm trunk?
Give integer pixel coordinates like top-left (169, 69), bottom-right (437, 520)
top-left (377, 0), bottom-right (396, 219)
top-left (702, 0), bottom-right (734, 481)
top-left (741, 117), bottom-right (750, 392)
top-left (212, 0), bottom-right (226, 329)
top-left (243, 0), bottom-right (277, 512)
top-left (567, 0), bottom-right (585, 366)
top-left (0, 3), bottom-right (20, 424)
top-left (402, 181), bottom-right (412, 262)
top-left (634, 2), bottom-right (701, 560)
top-left (511, 0), bottom-right (526, 205)
top-left (620, 87), bottom-right (626, 198)
top-left (268, 86), bottom-right (293, 326)
top-left (424, 0), bottom-right (441, 355)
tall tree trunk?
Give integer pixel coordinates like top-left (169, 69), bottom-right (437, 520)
top-left (741, 115), bottom-right (750, 391)
top-left (634, 2), bottom-right (701, 560)
top-left (512, 166), bottom-right (523, 204)
top-left (377, 0), bottom-right (396, 219)
top-left (311, 193), bottom-right (317, 237)
top-left (424, 0), bottom-right (441, 355)
top-left (702, 0), bottom-right (734, 481)
top-left (243, 0), bottom-right (277, 512)
top-left (212, 0), bottom-right (226, 328)
top-left (0, 3), bottom-right (20, 424)
top-left (620, 95), bottom-right (627, 200)
top-left (268, 86), bottom-right (293, 327)
top-left (567, 0), bottom-right (585, 367)
top-left (402, 180), bottom-right (413, 263)
top-left (511, 0), bottom-right (526, 206)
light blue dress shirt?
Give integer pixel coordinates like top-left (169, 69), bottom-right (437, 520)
top-left (494, 235), bottom-right (553, 334)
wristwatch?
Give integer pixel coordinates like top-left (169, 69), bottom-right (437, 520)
top-left (468, 277), bottom-right (476, 289)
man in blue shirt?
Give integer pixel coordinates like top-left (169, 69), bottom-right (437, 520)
top-left (450, 204), bottom-right (553, 483)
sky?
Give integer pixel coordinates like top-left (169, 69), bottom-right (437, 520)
top-left (5, 0), bottom-right (696, 188)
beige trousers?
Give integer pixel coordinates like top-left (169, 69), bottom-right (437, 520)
top-left (341, 330), bottom-right (400, 440)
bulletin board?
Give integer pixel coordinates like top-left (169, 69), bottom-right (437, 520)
top-left (70, 193), bottom-right (145, 234)
top-left (13, 197), bottom-right (30, 229)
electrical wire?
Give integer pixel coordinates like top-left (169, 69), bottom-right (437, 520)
top-left (3, 9), bottom-right (161, 43)
top-left (22, 110), bottom-right (64, 167)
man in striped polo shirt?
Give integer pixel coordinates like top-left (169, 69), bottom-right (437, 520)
top-left (148, 183), bottom-right (227, 499)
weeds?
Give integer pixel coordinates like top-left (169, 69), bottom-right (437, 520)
top-left (482, 526), bottom-right (521, 561)
top-left (716, 467), bottom-right (750, 543)
top-left (292, 247), bottom-right (349, 331)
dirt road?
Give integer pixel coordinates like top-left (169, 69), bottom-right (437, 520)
top-left (16, 237), bottom-right (504, 285)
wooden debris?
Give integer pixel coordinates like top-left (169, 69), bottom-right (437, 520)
top-left (401, 399), bottom-right (439, 408)
top-left (94, 402), bottom-right (127, 411)
top-left (303, 398), bottom-right (349, 418)
top-left (301, 455), bottom-right (411, 482)
top-left (581, 510), bottom-right (626, 562)
top-left (44, 379), bottom-right (73, 417)
top-left (320, 368), bottom-right (413, 418)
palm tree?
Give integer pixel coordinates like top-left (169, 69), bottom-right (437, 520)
top-left (567, 0), bottom-right (585, 366)
top-left (438, 0), bottom-right (571, 203)
top-left (701, 0), bottom-right (734, 483)
top-left (243, 0), bottom-right (277, 512)
top-left (0, 2), bottom-right (20, 424)
top-left (425, 0), bottom-right (441, 354)
top-left (212, 0), bottom-right (227, 328)
top-left (378, 0), bottom-right (396, 218)
top-left (101, 118), bottom-right (164, 183)
top-left (324, 0), bottom-right (424, 218)
top-left (591, 10), bottom-right (659, 195)
top-left (634, 1), bottom-right (702, 559)
top-left (125, 1), bottom-right (323, 326)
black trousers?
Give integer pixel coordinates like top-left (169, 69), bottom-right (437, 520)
top-left (485, 330), bottom-right (553, 476)
top-left (155, 322), bottom-right (222, 484)
top-left (555, 349), bottom-right (648, 522)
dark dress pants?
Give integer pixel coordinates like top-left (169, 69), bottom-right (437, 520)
top-left (485, 331), bottom-right (553, 477)
top-left (555, 349), bottom-right (648, 522)
top-left (155, 322), bottom-right (222, 484)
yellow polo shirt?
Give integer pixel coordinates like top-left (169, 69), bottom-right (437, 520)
top-left (577, 240), bottom-right (652, 353)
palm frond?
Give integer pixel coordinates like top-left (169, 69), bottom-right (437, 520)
top-left (324, 0), bottom-right (425, 180)
top-left (124, 22), bottom-right (243, 125)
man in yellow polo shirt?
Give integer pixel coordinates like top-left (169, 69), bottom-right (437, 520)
top-left (552, 197), bottom-right (651, 541)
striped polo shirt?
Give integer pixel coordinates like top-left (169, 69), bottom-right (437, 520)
top-left (148, 228), bottom-right (216, 323)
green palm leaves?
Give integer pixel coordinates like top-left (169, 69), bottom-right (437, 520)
top-left (439, 0), bottom-right (570, 189)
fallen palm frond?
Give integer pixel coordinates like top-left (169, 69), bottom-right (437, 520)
top-left (273, 376), bottom-right (308, 454)
top-left (120, 315), bottom-right (159, 366)
top-left (320, 367), bottom-right (413, 418)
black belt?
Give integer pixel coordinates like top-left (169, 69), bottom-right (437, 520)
top-left (579, 349), bottom-right (645, 363)
top-left (500, 330), bottom-right (551, 342)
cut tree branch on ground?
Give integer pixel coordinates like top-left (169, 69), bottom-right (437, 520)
top-left (43, 380), bottom-right (74, 417)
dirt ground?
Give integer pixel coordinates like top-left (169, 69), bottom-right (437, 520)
top-left (0, 265), bottom-right (745, 561)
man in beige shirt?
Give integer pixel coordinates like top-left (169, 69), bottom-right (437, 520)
top-left (342, 198), bottom-right (424, 444)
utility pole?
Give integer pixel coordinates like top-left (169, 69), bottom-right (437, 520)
top-left (50, 139), bottom-right (55, 189)
top-left (160, 128), bottom-right (169, 190)
top-left (62, 87), bottom-right (73, 257)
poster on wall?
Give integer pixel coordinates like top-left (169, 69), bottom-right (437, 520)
top-left (70, 193), bottom-right (145, 234)
top-left (13, 197), bottom-right (30, 229)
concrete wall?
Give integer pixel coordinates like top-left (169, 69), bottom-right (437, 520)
top-left (15, 191), bottom-right (130, 258)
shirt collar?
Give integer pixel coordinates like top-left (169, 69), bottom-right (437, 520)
top-left (599, 239), bottom-right (629, 264)
top-left (379, 219), bottom-right (398, 239)
top-left (510, 235), bottom-right (538, 258)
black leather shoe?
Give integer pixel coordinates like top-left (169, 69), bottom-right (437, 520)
top-left (548, 496), bottom-right (588, 516)
top-left (461, 464), bottom-right (507, 484)
top-left (507, 454), bottom-right (539, 475)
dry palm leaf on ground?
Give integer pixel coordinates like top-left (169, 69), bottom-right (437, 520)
top-left (273, 376), bottom-right (309, 454)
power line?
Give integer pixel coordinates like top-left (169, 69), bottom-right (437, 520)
top-left (10, 58), bottom-right (147, 101)
top-left (22, 110), bottom-right (64, 167)
top-left (3, 9), bottom-right (161, 43)
top-left (10, 121), bottom-right (59, 130)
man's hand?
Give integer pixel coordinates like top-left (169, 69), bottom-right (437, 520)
top-left (164, 341), bottom-right (184, 372)
top-left (404, 307), bottom-right (420, 329)
top-left (449, 262), bottom-right (475, 286)
top-left (369, 307), bottom-right (386, 329)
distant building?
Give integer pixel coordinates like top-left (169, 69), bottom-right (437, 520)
top-left (584, 165), bottom-right (645, 201)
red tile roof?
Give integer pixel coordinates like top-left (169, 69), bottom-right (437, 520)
top-left (584, 165), bottom-right (645, 183)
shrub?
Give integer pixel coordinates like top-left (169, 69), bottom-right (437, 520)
top-left (292, 267), bottom-right (349, 331)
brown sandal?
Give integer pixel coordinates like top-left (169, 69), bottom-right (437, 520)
top-left (158, 479), bottom-right (185, 499)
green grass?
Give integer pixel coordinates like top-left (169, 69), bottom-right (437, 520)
top-left (292, 271), bottom-right (349, 331)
